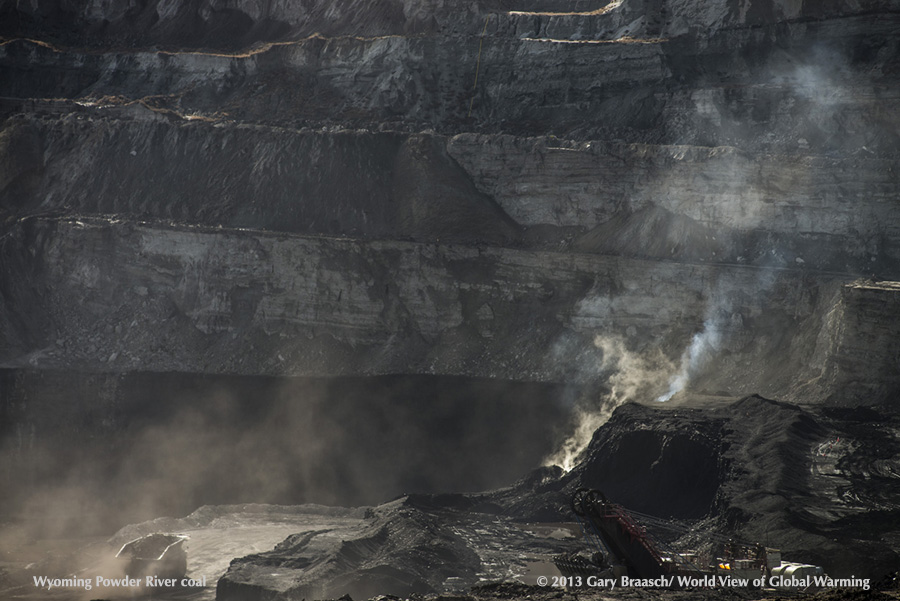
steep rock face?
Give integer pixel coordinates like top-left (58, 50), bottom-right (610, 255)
top-left (448, 135), bottom-right (900, 274)
top-left (0, 33), bottom-right (669, 133)
top-left (0, 114), bottom-right (523, 243)
top-left (2, 111), bottom-right (897, 273)
top-left (624, 397), bottom-right (900, 577)
top-left (4, 7), bottom-right (899, 148)
top-left (709, 397), bottom-right (900, 578)
top-left (3, 110), bottom-right (898, 277)
top-left (1, 2), bottom-right (899, 598)
top-left (569, 402), bottom-right (725, 519)
top-left (0, 0), bottom-right (898, 423)
top-left (4, 0), bottom-right (899, 49)
top-left (810, 281), bottom-right (900, 405)
top-left (506, 396), bottom-right (900, 577)
top-left (392, 134), bottom-right (522, 245)
top-left (0, 0), bottom-right (491, 48)
top-left (663, 0), bottom-right (900, 36)
top-left (0, 216), bottom-right (848, 403)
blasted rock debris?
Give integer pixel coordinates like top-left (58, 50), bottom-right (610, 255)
top-left (2, 0), bottom-right (900, 600)
top-left (214, 396), bottom-right (900, 600)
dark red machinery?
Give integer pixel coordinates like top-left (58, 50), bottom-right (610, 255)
top-left (569, 488), bottom-right (696, 579)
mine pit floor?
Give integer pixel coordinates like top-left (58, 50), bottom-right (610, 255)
top-left (1, 506), bottom-right (368, 600)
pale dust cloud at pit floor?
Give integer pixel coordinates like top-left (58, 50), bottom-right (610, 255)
top-left (0, 371), bottom-right (574, 536)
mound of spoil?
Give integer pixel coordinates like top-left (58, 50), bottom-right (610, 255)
top-left (496, 395), bottom-right (900, 579)
top-left (216, 495), bottom-right (585, 601)
top-left (217, 395), bottom-right (900, 600)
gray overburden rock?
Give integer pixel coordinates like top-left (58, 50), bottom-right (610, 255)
top-left (1, 2), bottom-right (900, 599)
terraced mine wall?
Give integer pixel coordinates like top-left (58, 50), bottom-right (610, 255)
top-left (3, 113), bottom-right (899, 272)
top-left (2, 7), bottom-right (899, 148)
top-left (0, 216), bottom-right (848, 394)
top-left (816, 281), bottom-right (900, 404)
top-left (2, 0), bottom-right (900, 559)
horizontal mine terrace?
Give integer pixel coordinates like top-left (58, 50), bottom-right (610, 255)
top-left (3, 106), bottom-right (898, 275)
top-left (0, 30), bottom-right (667, 115)
top-left (446, 134), bottom-right (900, 254)
top-left (3, 10), bottom-right (899, 154)
top-left (1, 216), bottom-right (873, 401)
top-left (0, 32), bottom-right (664, 150)
top-left (0, 31), bottom-right (665, 72)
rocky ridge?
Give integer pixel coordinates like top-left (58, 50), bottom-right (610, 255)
top-left (3, 3), bottom-right (900, 393)
top-left (214, 395), bottom-right (900, 599)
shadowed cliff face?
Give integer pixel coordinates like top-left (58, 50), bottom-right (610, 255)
top-left (3, 2), bottom-right (900, 147)
top-left (0, 3), bottom-right (899, 600)
top-left (3, 0), bottom-right (899, 49)
top-left (0, 215), bottom-right (854, 404)
top-left (0, 0), bottom-right (899, 578)
top-left (393, 135), bottom-right (522, 245)
top-left (0, 0), bottom-right (899, 452)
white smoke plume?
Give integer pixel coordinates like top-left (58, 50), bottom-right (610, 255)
top-left (545, 335), bottom-right (674, 471)
top-left (655, 313), bottom-right (724, 402)
top-left (546, 409), bottom-right (608, 473)
top-left (545, 39), bottom-right (869, 469)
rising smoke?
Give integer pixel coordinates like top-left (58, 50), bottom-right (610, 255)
top-left (656, 306), bottom-right (725, 403)
top-left (545, 41), bottom-right (869, 469)
top-left (545, 334), bottom-right (674, 470)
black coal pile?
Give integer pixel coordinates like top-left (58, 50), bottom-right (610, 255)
top-left (216, 395), bottom-right (900, 600)
top-left (495, 395), bottom-right (900, 579)
top-left (216, 495), bottom-right (583, 601)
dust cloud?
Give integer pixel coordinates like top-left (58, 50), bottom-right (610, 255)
top-left (0, 373), bottom-right (569, 552)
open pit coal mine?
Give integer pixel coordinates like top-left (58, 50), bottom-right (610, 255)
top-left (2, 1), bottom-right (900, 600)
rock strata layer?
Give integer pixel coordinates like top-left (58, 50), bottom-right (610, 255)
top-left (2, 1), bottom-right (900, 599)
top-left (2, 0), bottom-right (899, 407)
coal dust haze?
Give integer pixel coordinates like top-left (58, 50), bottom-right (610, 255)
top-left (1, 1), bottom-right (900, 601)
